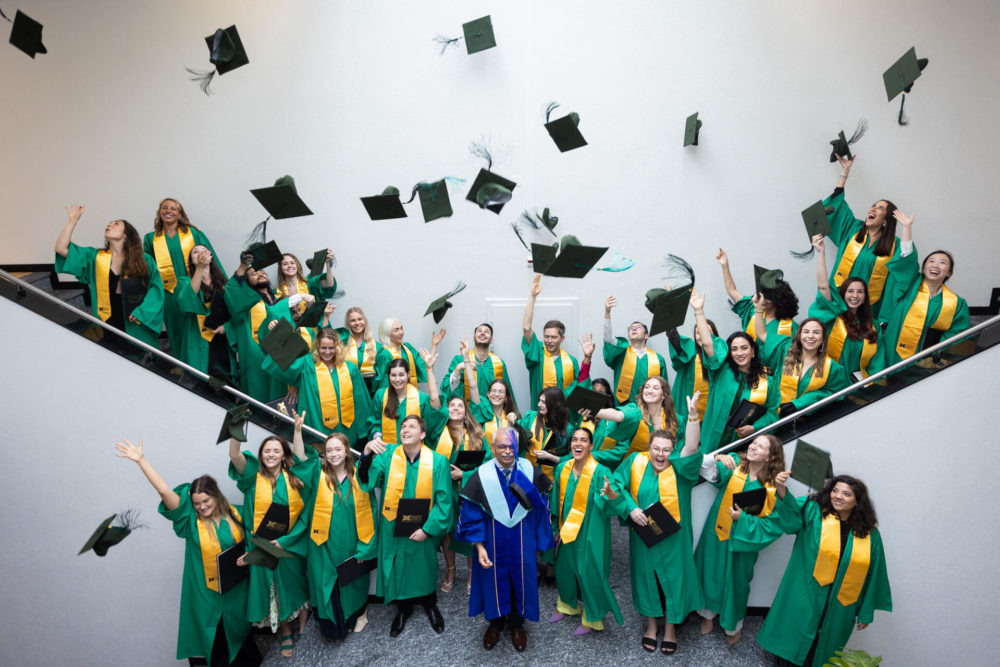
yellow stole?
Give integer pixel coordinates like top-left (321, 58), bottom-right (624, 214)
top-left (346, 336), bottom-right (376, 376)
top-left (747, 374), bottom-right (770, 405)
top-left (249, 302), bottom-right (267, 345)
top-left (316, 362), bottom-right (355, 429)
top-left (524, 415), bottom-right (552, 467)
top-left (615, 346), bottom-right (661, 403)
top-left (813, 513), bottom-right (872, 605)
top-left (381, 445), bottom-right (435, 521)
top-left (629, 454), bottom-right (681, 523)
top-left (779, 356), bottom-right (833, 404)
top-left (276, 278), bottom-right (311, 314)
top-left (463, 351), bottom-right (505, 400)
top-left (558, 456), bottom-right (598, 544)
top-left (745, 315), bottom-right (793, 341)
top-left (714, 469), bottom-right (777, 540)
top-left (484, 414), bottom-right (509, 445)
top-left (628, 408), bottom-right (671, 458)
top-left (692, 353), bottom-right (709, 420)
top-left (152, 227), bottom-right (194, 292)
top-left (310, 472), bottom-right (374, 545)
top-left (581, 418), bottom-right (616, 451)
top-left (435, 428), bottom-right (469, 461)
top-left (827, 316), bottom-right (878, 377)
top-left (94, 250), bottom-right (114, 321)
top-left (542, 347), bottom-right (574, 390)
top-left (196, 295), bottom-right (215, 342)
top-left (196, 506), bottom-right (244, 593)
top-left (381, 385), bottom-right (421, 444)
top-left (388, 345), bottom-right (419, 386)
top-left (252, 470), bottom-right (305, 534)
top-left (834, 234), bottom-right (895, 304)
top-left (895, 282), bottom-right (959, 359)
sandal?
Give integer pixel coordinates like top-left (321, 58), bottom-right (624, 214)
top-left (661, 640), bottom-right (677, 655)
top-left (641, 636), bottom-right (657, 653)
top-left (279, 634), bottom-right (295, 659)
top-left (441, 565), bottom-right (456, 593)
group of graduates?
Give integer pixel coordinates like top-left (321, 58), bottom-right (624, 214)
top-left (63, 151), bottom-right (976, 666)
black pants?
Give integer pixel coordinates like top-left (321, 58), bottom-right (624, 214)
top-left (188, 619), bottom-right (262, 667)
top-left (488, 581), bottom-right (524, 630)
top-left (316, 582), bottom-right (368, 641)
top-left (396, 591), bottom-right (437, 613)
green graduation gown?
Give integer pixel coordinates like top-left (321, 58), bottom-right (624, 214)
top-left (55, 242), bottom-right (165, 347)
top-left (429, 424), bottom-right (492, 558)
top-left (374, 342), bottom-right (427, 390)
top-left (158, 484), bottom-right (252, 665)
top-left (172, 277), bottom-right (237, 375)
top-left (694, 455), bottom-right (793, 633)
top-left (366, 387), bottom-right (445, 444)
top-left (521, 333), bottom-right (579, 407)
top-left (614, 451), bottom-right (703, 622)
top-left (757, 497), bottom-right (892, 667)
top-left (299, 458), bottom-right (378, 624)
top-left (222, 277), bottom-right (287, 402)
top-left (762, 335), bottom-right (851, 411)
top-left (732, 296), bottom-right (799, 342)
top-left (807, 288), bottom-right (886, 379)
top-left (357, 444), bottom-right (454, 602)
top-left (602, 337), bottom-right (667, 406)
top-left (261, 353), bottom-right (373, 446)
top-left (880, 249), bottom-right (970, 367)
top-left (441, 351), bottom-right (518, 412)
top-left (700, 336), bottom-right (780, 453)
top-left (274, 273), bottom-right (337, 316)
top-left (334, 328), bottom-right (383, 389)
top-left (229, 452), bottom-right (311, 624)
top-left (550, 457), bottom-right (626, 626)
top-left (667, 332), bottom-right (712, 424)
top-left (143, 227), bottom-right (223, 355)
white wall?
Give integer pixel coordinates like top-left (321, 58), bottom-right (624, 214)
top-left (2, 0), bottom-right (999, 376)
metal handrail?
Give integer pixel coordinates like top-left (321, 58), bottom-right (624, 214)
top-left (0, 268), bottom-right (347, 452)
top-left (708, 310), bottom-right (1000, 457)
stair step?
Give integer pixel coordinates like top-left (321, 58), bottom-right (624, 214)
top-left (21, 272), bottom-right (53, 292)
top-left (51, 288), bottom-right (87, 310)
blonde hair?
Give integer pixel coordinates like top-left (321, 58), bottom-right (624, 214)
top-left (312, 328), bottom-right (346, 367)
top-left (345, 306), bottom-right (376, 358)
top-left (378, 317), bottom-right (401, 347)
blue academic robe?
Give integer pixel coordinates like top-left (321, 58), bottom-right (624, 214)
top-left (456, 460), bottom-right (555, 622)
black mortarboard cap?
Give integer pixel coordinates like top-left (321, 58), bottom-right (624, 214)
top-left (565, 385), bottom-right (612, 415)
top-left (205, 25), bottom-right (248, 75)
top-left (462, 15), bottom-right (496, 54)
top-left (297, 300), bottom-right (328, 328)
top-left (306, 249), bottom-right (328, 278)
top-left (259, 318), bottom-right (310, 370)
top-left (684, 112), bottom-right (702, 147)
top-left (545, 112), bottom-right (587, 153)
top-left (801, 201), bottom-right (834, 240)
top-left (78, 512), bottom-right (139, 556)
top-left (9, 9), bottom-right (46, 58)
top-left (829, 130), bottom-right (851, 162)
top-left (413, 180), bottom-right (453, 223)
top-left (245, 534), bottom-right (296, 569)
top-left (217, 402), bottom-right (251, 444)
top-left (754, 264), bottom-right (784, 298)
top-left (732, 487), bottom-right (768, 515)
top-left (530, 242), bottom-right (557, 274)
top-left (466, 168), bottom-right (516, 214)
top-left (246, 241), bottom-right (281, 271)
top-left (536, 236), bottom-right (608, 279)
top-left (250, 175), bottom-right (313, 220)
top-left (361, 186), bottom-right (407, 220)
top-left (790, 439), bottom-right (833, 491)
top-left (883, 47), bottom-right (928, 102)
top-left (424, 281), bottom-right (467, 323)
top-left (644, 286), bottom-right (692, 336)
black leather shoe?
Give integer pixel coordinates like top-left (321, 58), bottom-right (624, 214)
top-left (483, 625), bottom-right (501, 650)
top-left (511, 626), bottom-right (527, 652)
top-left (424, 604), bottom-right (445, 634)
top-left (389, 607), bottom-right (412, 637)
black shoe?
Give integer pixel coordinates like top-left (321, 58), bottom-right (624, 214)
top-left (389, 607), bottom-right (412, 637)
top-left (424, 604), bottom-right (445, 634)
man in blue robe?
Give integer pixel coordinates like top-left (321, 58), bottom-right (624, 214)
top-left (456, 426), bottom-right (554, 652)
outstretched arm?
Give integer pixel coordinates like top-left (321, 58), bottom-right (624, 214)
top-left (717, 248), bottom-right (742, 303)
top-left (291, 409), bottom-right (306, 462)
top-left (894, 208), bottom-right (914, 250)
top-left (602, 296), bottom-right (616, 344)
top-left (691, 288), bottom-right (715, 358)
top-left (115, 439), bottom-right (181, 510)
top-left (322, 248), bottom-right (336, 288)
top-left (421, 348), bottom-right (442, 409)
top-left (522, 275), bottom-right (542, 343)
top-left (680, 394), bottom-right (702, 456)
top-left (229, 436), bottom-right (247, 476)
top-left (752, 293), bottom-right (768, 344)
top-left (459, 338), bottom-right (480, 405)
top-left (55, 205), bottom-right (85, 257)
top-left (835, 154), bottom-right (854, 190)
top-left (814, 235), bottom-right (832, 300)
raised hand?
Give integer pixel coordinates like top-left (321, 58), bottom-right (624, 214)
top-left (604, 295), bottom-right (617, 316)
top-left (689, 287), bottom-right (705, 311)
top-left (529, 274), bottom-right (542, 297)
top-left (365, 438), bottom-right (386, 456)
top-left (325, 248), bottom-right (335, 265)
top-left (323, 302), bottom-right (336, 316)
top-left (114, 438), bottom-right (144, 462)
top-left (836, 153), bottom-right (855, 174)
top-left (579, 332), bottom-right (595, 358)
top-left (685, 391), bottom-right (701, 416)
top-left (601, 477), bottom-right (618, 500)
top-left (292, 408), bottom-right (306, 432)
top-left (419, 348), bottom-right (438, 368)
top-left (431, 328), bottom-right (447, 346)
top-left (774, 469), bottom-right (791, 491)
top-left (715, 248), bottom-right (729, 268)
top-left (66, 205), bottom-right (86, 224)
top-left (752, 292), bottom-right (765, 312)
top-left (893, 209), bottom-right (914, 228)
top-left (458, 337), bottom-right (469, 356)
top-left (811, 234), bottom-right (826, 254)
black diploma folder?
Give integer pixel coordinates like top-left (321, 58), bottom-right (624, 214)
top-left (392, 498), bottom-right (431, 537)
top-left (628, 501), bottom-right (680, 548)
top-left (120, 278), bottom-right (148, 320)
top-left (732, 487), bottom-right (768, 516)
top-left (455, 449), bottom-right (487, 471)
top-left (216, 543), bottom-right (249, 594)
top-left (726, 399), bottom-right (766, 430)
top-left (254, 503), bottom-right (290, 540)
top-left (336, 557), bottom-right (378, 586)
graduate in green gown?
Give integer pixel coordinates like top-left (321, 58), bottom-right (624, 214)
top-left (601, 295), bottom-right (668, 405)
top-left (477, 378), bottom-right (521, 447)
top-left (142, 198), bottom-right (225, 356)
top-left (358, 415), bottom-right (454, 636)
top-left (366, 356), bottom-right (445, 447)
top-left (335, 306), bottom-right (383, 395)
top-left (223, 259), bottom-right (287, 402)
top-left (880, 211), bottom-right (969, 367)
top-left (519, 386), bottom-right (573, 485)
top-left (755, 306), bottom-right (851, 419)
top-left (228, 430), bottom-right (311, 658)
top-left (260, 328), bottom-right (373, 445)
top-left (521, 275), bottom-right (580, 406)
top-left (115, 439), bottom-right (260, 667)
top-left (54, 205), bottom-right (165, 348)
top-left (695, 434), bottom-right (791, 645)
top-left (441, 322), bottom-right (517, 411)
top-left (548, 426), bottom-right (626, 635)
top-left (613, 394), bottom-right (704, 654)
top-left (717, 248), bottom-right (799, 342)
top-left (174, 245), bottom-right (236, 376)
top-left (588, 376), bottom-right (680, 471)
top-left (374, 318), bottom-right (444, 390)
top-left (691, 289), bottom-right (780, 452)
top-left (300, 432), bottom-right (378, 640)
top-left (273, 250), bottom-right (337, 323)
top-left (822, 155), bottom-right (907, 319)
top-left (666, 320), bottom-right (717, 424)
top-left (807, 235), bottom-right (885, 380)
top-left (757, 475), bottom-right (891, 667)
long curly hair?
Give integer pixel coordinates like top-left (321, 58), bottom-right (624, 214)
top-left (811, 474), bottom-right (878, 538)
top-left (737, 434), bottom-right (786, 485)
top-left (104, 220), bottom-right (150, 283)
top-left (152, 197), bottom-right (194, 234)
top-left (725, 332), bottom-right (767, 389)
top-left (770, 280), bottom-right (800, 320)
top-left (255, 436), bottom-right (304, 491)
top-left (839, 278), bottom-right (877, 343)
top-left (637, 376), bottom-right (679, 436)
top-left (536, 386), bottom-right (569, 439)
top-left (782, 318), bottom-right (829, 378)
top-left (855, 199), bottom-right (898, 257)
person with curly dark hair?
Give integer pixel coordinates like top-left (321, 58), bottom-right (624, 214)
top-left (55, 204), bottom-right (165, 347)
top-left (717, 248), bottom-right (799, 341)
top-left (690, 289), bottom-right (780, 452)
top-left (822, 155), bottom-right (907, 319)
top-left (757, 474), bottom-right (891, 667)
top-left (519, 386), bottom-right (572, 484)
top-left (808, 235), bottom-right (885, 380)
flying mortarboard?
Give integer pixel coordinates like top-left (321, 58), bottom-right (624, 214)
top-left (297, 300), bottom-right (329, 328)
top-left (245, 241), bottom-right (281, 271)
top-left (7, 9), bottom-right (46, 58)
top-left (531, 236), bottom-right (608, 279)
top-left (406, 180), bottom-right (453, 223)
top-left (828, 118), bottom-right (868, 162)
top-left (251, 175), bottom-right (313, 220)
top-left (217, 403), bottom-right (251, 444)
top-left (883, 47), bottom-right (929, 126)
top-left (544, 102), bottom-right (587, 153)
top-left (466, 168), bottom-right (516, 214)
top-left (361, 186), bottom-right (407, 220)
top-left (462, 15), bottom-right (496, 54)
top-left (644, 286), bottom-right (693, 336)
top-left (259, 318), bottom-right (310, 371)
top-left (424, 281), bottom-right (467, 323)
top-left (753, 264), bottom-right (784, 298)
top-left (683, 112), bottom-right (702, 147)
top-left (790, 204), bottom-right (835, 260)
top-left (186, 25), bottom-right (248, 94)
top-left (306, 249), bottom-right (329, 278)
top-left (78, 510), bottom-right (143, 557)
top-left (790, 439), bottom-right (833, 492)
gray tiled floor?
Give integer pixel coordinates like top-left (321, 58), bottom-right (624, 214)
top-left (260, 521), bottom-right (777, 666)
